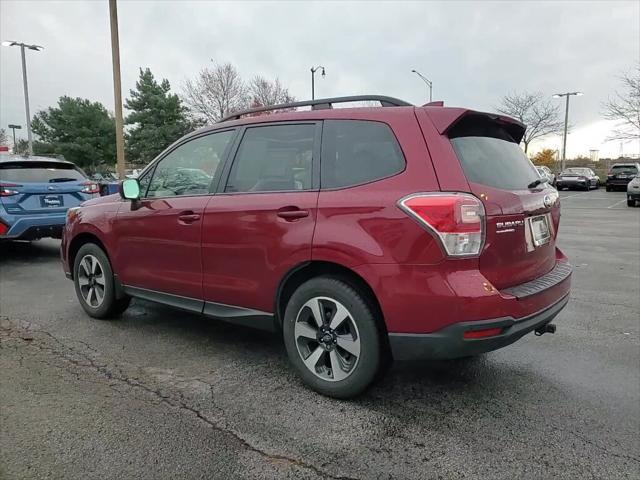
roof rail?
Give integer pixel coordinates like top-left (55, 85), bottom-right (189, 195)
top-left (218, 95), bottom-right (413, 123)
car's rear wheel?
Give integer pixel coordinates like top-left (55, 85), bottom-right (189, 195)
top-left (283, 276), bottom-right (382, 399)
top-left (73, 243), bottom-right (130, 319)
top-left (628, 198), bottom-right (636, 207)
top-left (606, 185), bottom-right (612, 192)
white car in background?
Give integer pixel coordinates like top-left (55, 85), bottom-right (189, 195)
top-left (627, 174), bottom-right (640, 207)
top-left (535, 166), bottom-right (556, 187)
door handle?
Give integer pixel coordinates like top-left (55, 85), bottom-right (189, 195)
top-left (178, 211), bottom-right (201, 223)
top-left (277, 208), bottom-right (309, 220)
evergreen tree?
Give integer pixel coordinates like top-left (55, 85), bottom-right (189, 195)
top-left (31, 96), bottom-right (116, 169)
top-left (125, 68), bottom-right (192, 164)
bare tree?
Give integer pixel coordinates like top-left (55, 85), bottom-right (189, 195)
top-left (0, 128), bottom-right (7, 145)
top-left (248, 76), bottom-right (295, 107)
top-left (497, 92), bottom-right (564, 153)
top-left (182, 62), bottom-right (249, 123)
top-left (603, 65), bottom-right (640, 141)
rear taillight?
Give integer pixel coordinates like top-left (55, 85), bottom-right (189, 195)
top-left (0, 183), bottom-right (20, 197)
top-left (0, 221), bottom-right (8, 236)
top-left (398, 192), bottom-right (485, 257)
top-left (81, 181), bottom-right (100, 195)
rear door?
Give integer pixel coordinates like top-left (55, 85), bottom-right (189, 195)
top-left (201, 122), bottom-right (320, 317)
top-left (421, 112), bottom-right (559, 289)
top-left (0, 160), bottom-right (95, 215)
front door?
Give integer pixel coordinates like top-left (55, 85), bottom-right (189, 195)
top-left (201, 123), bottom-right (320, 319)
top-left (113, 130), bottom-right (236, 305)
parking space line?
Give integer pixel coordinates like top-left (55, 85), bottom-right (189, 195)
top-left (559, 191), bottom-right (592, 200)
top-left (607, 198), bottom-right (628, 209)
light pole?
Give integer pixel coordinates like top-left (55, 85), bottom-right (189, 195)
top-left (109, 0), bottom-right (126, 180)
top-left (2, 40), bottom-right (43, 155)
top-left (8, 124), bottom-right (22, 152)
top-left (411, 69), bottom-right (432, 102)
top-left (310, 66), bottom-right (325, 100)
top-left (553, 91), bottom-right (583, 171)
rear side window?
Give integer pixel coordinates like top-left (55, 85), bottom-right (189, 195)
top-left (449, 116), bottom-right (538, 190)
top-left (321, 120), bottom-right (405, 189)
top-left (225, 124), bottom-right (315, 193)
top-left (0, 161), bottom-right (86, 183)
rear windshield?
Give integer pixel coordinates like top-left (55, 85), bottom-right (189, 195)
top-left (0, 162), bottom-right (86, 183)
top-left (449, 117), bottom-right (538, 190)
top-left (611, 165), bottom-right (638, 174)
top-left (563, 168), bottom-right (590, 175)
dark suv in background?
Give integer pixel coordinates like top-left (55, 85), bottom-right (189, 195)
top-left (61, 96), bottom-right (571, 398)
top-left (606, 162), bottom-right (640, 191)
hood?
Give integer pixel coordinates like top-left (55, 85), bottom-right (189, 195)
top-left (81, 193), bottom-right (121, 207)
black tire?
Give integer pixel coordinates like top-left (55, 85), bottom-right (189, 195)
top-left (73, 243), bottom-right (130, 319)
top-left (628, 198), bottom-right (635, 207)
top-left (283, 276), bottom-right (382, 399)
top-left (606, 185), bottom-right (612, 192)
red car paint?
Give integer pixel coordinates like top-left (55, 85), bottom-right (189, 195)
top-left (61, 104), bottom-right (570, 342)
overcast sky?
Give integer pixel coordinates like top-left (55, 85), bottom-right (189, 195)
top-left (1, 0), bottom-right (638, 158)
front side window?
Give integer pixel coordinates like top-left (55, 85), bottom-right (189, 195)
top-left (225, 124), bottom-right (315, 193)
top-left (320, 120), bottom-right (405, 189)
top-left (146, 130), bottom-right (234, 198)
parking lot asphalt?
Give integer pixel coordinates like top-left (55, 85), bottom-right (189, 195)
top-left (1, 189), bottom-right (639, 480)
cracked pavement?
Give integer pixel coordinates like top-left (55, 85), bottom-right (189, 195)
top-left (1, 190), bottom-right (639, 479)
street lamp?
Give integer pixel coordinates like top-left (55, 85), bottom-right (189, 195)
top-left (8, 124), bottom-right (22, 152)
top-left (553, 91), bottom-right (583, 171)
top-left (310, 65), bottom-right (325, 100)
top-left (2, 40), bottom-right (43, 156)
top-left (411, 69), bottom-right (433, 102)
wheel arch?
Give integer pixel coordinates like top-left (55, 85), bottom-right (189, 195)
top-left (68, 232), bottom-right (110, 280)
top-left (275, 260), bottom-right (389, 338)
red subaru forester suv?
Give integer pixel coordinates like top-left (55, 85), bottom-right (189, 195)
top-left (61, 96), bottom-right (571, 398)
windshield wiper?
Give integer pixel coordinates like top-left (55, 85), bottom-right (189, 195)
top-left (528, 177), bottom-right (549, 189)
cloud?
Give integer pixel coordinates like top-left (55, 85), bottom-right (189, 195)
top-left (1, 0), bottom-right (638, 157)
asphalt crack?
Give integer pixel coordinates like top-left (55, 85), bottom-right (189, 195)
top-left (0, 317), bottom-right (359, 480)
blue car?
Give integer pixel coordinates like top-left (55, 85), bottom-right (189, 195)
top-left (0, 155), bottom-right (99, 240)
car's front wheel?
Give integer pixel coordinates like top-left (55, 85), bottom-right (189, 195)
top-left (73, 243), bottom-right (130, 319)
top-left (628, 197), bottom-right (636, 207)
top-left (283, 276), bottom-right (382, 399)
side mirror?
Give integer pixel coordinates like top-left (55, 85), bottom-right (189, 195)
top-left (120, 178), bottom-right (140, 200)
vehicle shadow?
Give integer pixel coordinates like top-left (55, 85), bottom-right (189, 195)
top-left (0, 239), bottom-right (61, 263)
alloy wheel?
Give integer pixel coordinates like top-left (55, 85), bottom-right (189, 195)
top-left (77, 254), bottom-right (106, 308)
top-left (294, 296), bottom-right (361, 382)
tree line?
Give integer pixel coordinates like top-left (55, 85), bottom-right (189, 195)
top-left (6, 62), bottom-right (294, 172)
top-left (2, 63), bottom-right (637, 172)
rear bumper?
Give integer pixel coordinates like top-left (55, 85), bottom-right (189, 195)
top-left (557, 179), bottom-right (588, 188)
top-left (607, 179), bottom-right (631, 187)
top-left (389, 293), bottom-right (569, 360)
top-left (627, 192), bottom-right (640, 200)
top-left (0, 214), bottom-right (66, 240)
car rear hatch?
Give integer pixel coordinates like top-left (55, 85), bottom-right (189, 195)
top-left (428, 111), bottom-right (560, 290)
top-left (0, 160), bottom-right (97, 215)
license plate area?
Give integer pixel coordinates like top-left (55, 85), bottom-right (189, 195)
top-left (40, 194), bottom-right (63, 208)
top-left (528, 214), bottom-right (550, 247)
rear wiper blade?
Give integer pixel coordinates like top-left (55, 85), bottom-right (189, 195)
top-left (528, 177), bottom-right (548, 189)
top-left (49, 177), bottom-right (76, 183)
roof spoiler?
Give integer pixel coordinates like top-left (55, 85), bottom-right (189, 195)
top-left (426, 108), bottom-right (526, 144)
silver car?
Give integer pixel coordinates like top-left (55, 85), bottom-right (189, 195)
top-left (556, 167), bottom-right (599, 191)
top-left (627, 174), bottom-right (640, 207)
top-left (536, 166), bottom-right (556, 187)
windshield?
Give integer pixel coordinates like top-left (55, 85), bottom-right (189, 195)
top-left (0, 161), bottom-right (86, 183)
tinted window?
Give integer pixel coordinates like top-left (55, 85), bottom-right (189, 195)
top-left (0, 161), bottom-right (86, 183)
top-left (321, 120), bottom-right (405, 189)
top-left (146, 130), bottom-right (234, 198)
top-left (612, 165), bottom-right (638, 174)
top-left (225, 124), bottom-right (314, 193)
